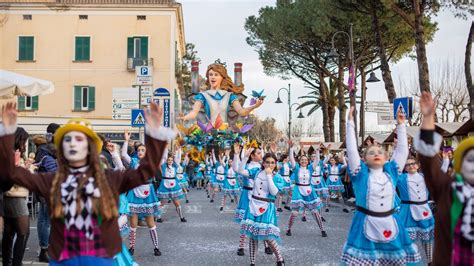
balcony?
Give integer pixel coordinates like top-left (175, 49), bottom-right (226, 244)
top-left (127, 58), bottom-right (153, 71)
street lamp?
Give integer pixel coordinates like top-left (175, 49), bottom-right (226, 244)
top-left (366, 72), bottom-right (380, 83)
top-left (275, 84), bottom-right (305, 142)
top-left (360, 70), bottom-right (381, 147)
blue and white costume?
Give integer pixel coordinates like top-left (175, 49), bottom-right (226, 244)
top-left (194, 89), bottom-right (239, 125)
top-left (278, 162), bottom-right (292, 194)
top-left (341, 119), bottom-right (421, 265)
top-left (326, 161), bottom-right (346, 193)
top-left (114, 194), bottom-right (137, 266)
top-left (175, 150), bottom-right (190, 191)
top-left (310, 150), bottom-right (329, 199)
top-left (396, 172), bottom-right (434, 262)
top-left (233, 156), bottom-right (261, 223)
top-left (241, 170), bottom-right (284, 241)
top-left (157, 163), bottom-right (185, 200)
top-left (213, 154), bottom-right (226, 189)
top-left (122, 147), bottom-right (161, 219)
top-left (194, 163), bottom-right (205, 180)
top-left (222, 164), bottom-right (241, 196)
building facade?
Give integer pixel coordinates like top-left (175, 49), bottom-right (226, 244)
top-left (0, 0), bottom-right (185, 135)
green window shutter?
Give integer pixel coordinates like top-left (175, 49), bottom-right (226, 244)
top-left (127, 37), bottom-right (133, 58)
top-left (32, 96), bottom-right (39, 110)
top-left (75, 37), bottom-right (90, 61)
top-left (17, 96), bottom-right (25, 111)
top-left (74, 86), bottom-right (82, 111)
top-left (88, 86), bottom-right (95, 110)
top-left (140, 37), bottom-right (148, 59)
top-left (19, 36), bottom-right (34, 61)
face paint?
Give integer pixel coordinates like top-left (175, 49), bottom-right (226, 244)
top-left (461, 149), bottom-right (474, 184)
top-left (365, 146), bottom-right (386, 169)
top-left (62, 131), bottom-right (89, 166)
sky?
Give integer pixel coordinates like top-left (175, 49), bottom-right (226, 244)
top-left (180, 0), bottom-right (473, 136)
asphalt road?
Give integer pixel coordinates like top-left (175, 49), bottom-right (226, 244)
top-left (23, 189), bottom-right (355, 265)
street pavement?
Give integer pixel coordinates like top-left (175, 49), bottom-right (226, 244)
top-left (23, 189), bottom-right (354, 265)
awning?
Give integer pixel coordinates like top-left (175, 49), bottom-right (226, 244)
top-left (0, 70), bottom-right (54, 99)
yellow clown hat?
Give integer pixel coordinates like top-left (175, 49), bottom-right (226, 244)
top-left (453, 137), bottom-right (474, 173)
top-left (54, 118), bottom-right (102, 153)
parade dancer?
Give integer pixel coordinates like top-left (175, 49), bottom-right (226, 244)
top-left (414, 92), bottom-right (474, 265)
top-left (158, 154), bottom-right (187, 222)
top-left (122, 129), bottom-right (162, 256)
top-left (175, 147), bottom-right (190, 203)
top-left (211, 149), bottom-right (226, 202)
top-left (0, 102), bottom-right (172, 265)
top-left (194, 162), bottom-right (206, 190)
top-left (205, 154), bottom-right (216, 201)
top-left (277, 155), bottom-right (292, 212)
top-left (240, 153), bottom-right (285, 266)
top-left (396, 156), bottom-right (435, 264)
top-left (310, 149), bottom-right (329, 220)
top-left (341, 107), bottom-right (421, 265)
top-left (220, 155), bottom-right (241, 212)
top-left (325, 153), bottom-right (349, 213)
top-left (285, 141), bottom-right (327, 237)
top-left (233, 144), bottom-right (271, 256)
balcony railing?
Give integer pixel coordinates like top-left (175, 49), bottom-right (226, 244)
top-left (127, 57), bottom-right (153, 71)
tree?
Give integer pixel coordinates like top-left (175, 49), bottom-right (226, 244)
top-left (398, 60), bottom-right (470, 124)
top-left (465, 21), bottom-right (474, 119)
top-left (245, 0), bottom-right (423, 141)
top-left (176, 43), bottom-right (200, 96)
top-left (247, 115), bottom-right (283, 149)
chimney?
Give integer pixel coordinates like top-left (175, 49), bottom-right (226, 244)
top-left (191, 61), bottom-right (200, 94)
top-left (234, 63), bottom-right (243, 87)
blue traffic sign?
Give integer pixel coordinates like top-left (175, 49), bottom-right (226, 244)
top-left (153, 87), bottom-right (170, 97)
top-left (140, 67), bottom-right (149, 76)
top-left (393, 97), bottom-right (413, 119)
top-left (131, 109), bottom-right (146, 127)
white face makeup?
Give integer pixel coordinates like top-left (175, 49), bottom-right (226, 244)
top-left (62, 131), bottom-right (89, 167)
top-left (461, 149), bottom-right (474, 184)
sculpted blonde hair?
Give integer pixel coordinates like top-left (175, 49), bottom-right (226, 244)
top-left (205, 64), bottom-right (244, 94)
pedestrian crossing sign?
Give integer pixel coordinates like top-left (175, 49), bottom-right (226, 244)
top-left (393, 97), bottom-right (413, 120)
top-left (131, 109), bottom-right (146, 127)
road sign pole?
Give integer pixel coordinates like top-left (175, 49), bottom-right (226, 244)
top-left (138, 85), bottom-right (144, 144)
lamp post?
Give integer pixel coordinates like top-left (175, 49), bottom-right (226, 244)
top-left (275, 84), bottom-right (305, 142)
top-left (361, 70), bottom-right (381, 146)
top-left (328, 24), bottom-right (358, 144)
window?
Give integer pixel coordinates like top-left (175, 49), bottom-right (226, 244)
top-left (23, 15), bottom-right (32, 20)
top-left (73, 86), bottom-right (95, 111)
top-left (79, 15), bottom-right (88, 20)
top-left (127, 36), bottom-right (148, 59)
top-left (17, 96), bottom-right (38, 111)
top-left (18, 36), bottom-right (34, 61)
top-left (74, 36), bottom-right (91, 61)
top-left (137, 15), bottom-right (146, 20)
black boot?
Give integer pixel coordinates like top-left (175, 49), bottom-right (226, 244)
top-left (181, 217), bottom-right (187, 222)
top-left (301, 216), bottom-right (307, 222)
top-left (237, 248), bottom-right (245, 256)
top-left (321, 216), bottom-right (326, 222)
top-left (277, 208), bottom-right (283, 212)
top-left (322, 231), bottom-right (327, 237)
top-left (285, 229), bottom-right (292, 236)
top-left (264, 247), bottom-right (273, 255)
top-left (38, 248), bottom-right (50, 262)
top-left (154, 248), bottom-right (162, 256)
top-left (276, 260), bottom-right (285, 266)
top-left (219, 206), bottom-right (224, 211)
top-left (129, 248), bottom-right (135, 256)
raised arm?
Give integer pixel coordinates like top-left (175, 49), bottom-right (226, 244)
top-left (345, 107), bottom-right (361, 174)
top-left (232, 143), bottom-right (242, 173)
top-left (121, 129), bottom-right (132, 165)
top-left (174, 146), bottom-right (182, 165)
top-left (231, 98), bottom-right (263, 117)
top-left (440, 152), bottom-right (450, 173)
top-left (414, 92), bottom-right (450, 200)
top-left (237, 147), bottom-right (253, 177)
top-left (390, 111), bottom-right (409, 170)
top-left (115, 103), bottom-right (176, 192)
top-left (288, 141), bottom-right (296, 169)
top-left (312, 148), bottom-right (320, 169)
top-left (111, 144), bottom-right (125, 171)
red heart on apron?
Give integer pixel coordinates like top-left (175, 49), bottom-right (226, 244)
top-left (144, 190), bottom-right (149, 196)
top-left (383, 230), bottom-right (392, 238)
top-left (307, 189), bottom-right (311, 194)
top-left (316, 181), bottom-right (320, 184)
top-left (259, 207), bottom-right (265, 213)
top-left (423, 211), bottom-right (428, 217)
top-left (335, 178), bottom-right (338, 181)
top-left (170, 182), bottom-right (174, 187)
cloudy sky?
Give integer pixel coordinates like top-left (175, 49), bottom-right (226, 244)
top-left (180, 0), bottom-right (473, 135)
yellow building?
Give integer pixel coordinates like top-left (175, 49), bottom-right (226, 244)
top-left (0, 0), bottom-right (185, 138)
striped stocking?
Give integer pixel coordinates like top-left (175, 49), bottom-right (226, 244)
top-left (266, 239), bottom-right (283, 262)
top-left (220, 195), bottom-right (227, 209)
top-left (149, 226), bottom-right (159, 249)
top-left (239, 233), bottom-right (246, 249)
top-left (288, 211), bottom-right (298, 230)
top-left (129, 227), bottom-right (137, 249)
top-left (249, 239), bottom-right (258, 265)
top-left (424, 242), bottom-right (433, 263)
top-left (312, 211), bottom-right (325, 231)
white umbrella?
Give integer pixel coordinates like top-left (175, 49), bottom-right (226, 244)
top-left (0, 70), bottom-right (54, 99)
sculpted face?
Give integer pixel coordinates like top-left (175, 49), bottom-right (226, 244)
top-left (461, 149), bottom-right (474, 184)
top-left (62, 131), bottom-right (89, 167)
top-left (208, 69), bottom-right (223, 89)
